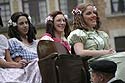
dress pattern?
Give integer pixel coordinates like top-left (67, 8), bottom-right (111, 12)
top-left (67, 29), bottom-right (125, 81)
top-left (41, 33), bottom-right (71, 52)
top-left (67, 29), bottom-right (109, 51)
top-left (0, 35), bottom-right (42, 83)
top-left (8, 38), bottom-right (38, 62)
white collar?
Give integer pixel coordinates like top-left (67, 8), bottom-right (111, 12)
top-left (107, 77), bottom-right (117, 83)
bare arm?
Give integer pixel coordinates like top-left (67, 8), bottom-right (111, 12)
top-left (5, 49), bottom-right (23, 63)
top-left (0, 49), bottom-right (27, 68)
top-left (74, 42), bottom-right (114, 57)
top-left (0, 59), bottom-right (24, 68)
top-left (5, 49), bottom-right (13, 62)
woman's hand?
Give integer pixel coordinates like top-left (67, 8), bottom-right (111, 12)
top-left (18, 59), bottom-right (28, 68)
top-left (12, 59), bottom-right (28, 68)
top-left (13, 56), bottom-right (23, 62)
top-left (102, 48), bottom-right (115, 55)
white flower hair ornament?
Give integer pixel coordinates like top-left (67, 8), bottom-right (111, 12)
top-left (93, 6), bottom-right (97, 11)
top-left (8, 19), bottom-right (17, 27)
top-left (28, 16), bottom-right (32, 23)
top-left (45, 16), bottom-right (53, 24)
top-left (64, 14), bottom-right (68, 19)
top-left (72, 8), bottom-right (82, 15)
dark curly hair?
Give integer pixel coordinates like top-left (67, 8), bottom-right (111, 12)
top-left (8, 12), bottom-right (37, 43)
top-left (45, 11), bottom-right (71, 38)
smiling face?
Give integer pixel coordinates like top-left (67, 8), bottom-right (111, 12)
top-left (54, 14), bottom-right (66, 34)
top-left (17, 16), bottom-right (29, 36)
top-left (83, 5), bottom-right (97, 28)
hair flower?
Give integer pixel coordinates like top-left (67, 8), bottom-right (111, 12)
top-left (93, 6), bottom-right (97, 11)
top-left (45, 16), bottom-right (53, 24)
top-left (8, 19), bottom-right (17, 27)
top-left (64, 14), bottom-right (68, 19)
top-left (28, 16), bottom-right (32, 23)
top-left (72, 8), bottom-right (82, 15)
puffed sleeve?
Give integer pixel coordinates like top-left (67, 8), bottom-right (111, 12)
top-left (0, 35), bottom-right (9, 49)
top-left (0, 35), bottom-right (9, 59)
top-left (8, 38), bottom-right (23, 58)
top-left (67, 29), bottom-right (88, 46)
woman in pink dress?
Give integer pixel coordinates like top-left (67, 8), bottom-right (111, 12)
top-left (40, 11), bottom-right (71, 52)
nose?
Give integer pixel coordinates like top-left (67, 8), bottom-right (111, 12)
top-left (24, 23), bottom-right (28, 27)
top-left (92, 12), bottom-right (97, 19)
top-left (61, 20), bottom-right (65, 24)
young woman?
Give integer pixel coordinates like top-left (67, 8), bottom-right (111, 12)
top-left (0, 12), bottom-right (42, 83)
top-left (39, 11), bottom-right (87, 83)
top-left (40, 11), bottom-right (71, 52)
top-left (68, 3), bottom-right (125, 82)
top-left (68, 3), bottom-right (114, 57)
top-left (8, 12), bottom-right (38, 62)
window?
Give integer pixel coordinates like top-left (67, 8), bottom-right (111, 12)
top-left (105, 0), bottom-right (125, 16)
top-left (111, 0), bottom-right (125, 14)
top-left (23, 1), bottom-right (29, 15)
top-left (22, 0), bottom-right (47, 25)
top-left (0, 0), bottom-right (11, 28)
top-left (39, 0), bottom-right (47, 23)
top-left (115, 36), bottom-right (125, 52)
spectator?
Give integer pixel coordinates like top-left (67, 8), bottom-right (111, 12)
top-left (89, 60), bottom-right (125, 83)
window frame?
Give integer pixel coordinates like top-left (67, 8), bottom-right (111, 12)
top-left (105, 0), bottom-right (125, 17)
top-left (22, 0), bottom-right (47, 25)
top-left (0, 0), bottom-right (11, 28)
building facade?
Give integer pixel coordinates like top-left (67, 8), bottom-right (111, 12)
top-left (0, 0), bottom-right (85, 28)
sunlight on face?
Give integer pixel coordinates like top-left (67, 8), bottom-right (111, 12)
top-left (54, 14), bottom-right (66, 33)
top-left (83, 5), bottom-right (97, 28)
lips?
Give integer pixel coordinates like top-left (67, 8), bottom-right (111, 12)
top-left (90, 17), bottom-right (97, 23)
top-left (58, 25), bottom-right (65, 28)
top-left (23, 28), bottom-right (28, 33)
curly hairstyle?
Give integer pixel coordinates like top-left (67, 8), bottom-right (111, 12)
top-left (45, 11), bottom-right (71, 38)
top-left (8, 12), bottom-right (37, 43)
top-left (72, 3), bottom-right (101, 31)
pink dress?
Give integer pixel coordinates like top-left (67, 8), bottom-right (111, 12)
top-left (40, 33), bottom-right (71, 52)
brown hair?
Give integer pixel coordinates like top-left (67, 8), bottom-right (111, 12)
top-left (8, 12), bottom-right (36, 43)
top-left (72, 3), bottom-right (101, 31)
top-left (45, 11), bottom-right (71, 38)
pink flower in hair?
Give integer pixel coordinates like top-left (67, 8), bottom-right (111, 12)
top-left (72, 8), bottom-right (82, 15)
top-left (93, 6), bottom-right (97, 11)
top-left (45, 16), bottom-right (53, 24)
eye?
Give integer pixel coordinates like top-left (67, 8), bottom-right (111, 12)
top-left (56, 19), bottom-right (66, 22)
top-left (86, 11), bottom-right (92, 15)
top-left (93, 11), bottom-right (97, 15)
top-left (19, 21), bottom-right (28, 25)
top-left (19, 22), bottom-right (24, 25)
top-left (25, 21), bottom-right (28, 24)
top-left (62, 19), bottom-right (66, 22)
